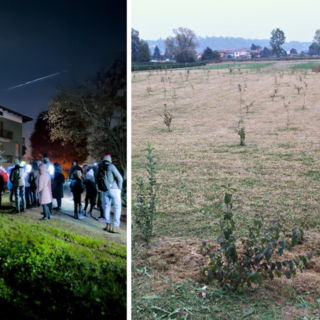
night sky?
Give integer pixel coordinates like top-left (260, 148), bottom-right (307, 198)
top-left (0, 0), bottom-right (126, 157)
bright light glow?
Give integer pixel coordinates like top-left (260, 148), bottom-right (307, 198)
top-left (49, 164), bottom-right (54, 176)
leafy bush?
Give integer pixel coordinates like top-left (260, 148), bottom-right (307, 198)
top-left (235, 127), bottom-right (245, 146)
top-left (0, 216), bottom-right (126, 319)
top-left (131, 61), bottom-right (206, 71)
top-left (201, 185), bottom-right (320, 293)
top-left (133, 143), bottom-right (157, 244)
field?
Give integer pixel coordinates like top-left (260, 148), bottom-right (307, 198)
top-left (132, 61), bottom-right (320, 319)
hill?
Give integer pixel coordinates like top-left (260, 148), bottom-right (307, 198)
top-left (146, 36), bottom-right (312, 53)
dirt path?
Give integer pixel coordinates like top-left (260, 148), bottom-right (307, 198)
top-left (2, 186), bottom-right (127, 245)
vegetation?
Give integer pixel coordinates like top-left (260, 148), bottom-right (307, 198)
top-left (270, 28), bottom-right (286, 57)
top-left (137, 41), bottom-right (151, 63)
top-left (131, 61), bottom-right (206, 71)
top-left (30, 111), bottom-right (87, 171)
top-left (165, 27), bottom-right (198, 63)
top-left (0, 212), bottom-right (126, 319)
top-left (132, 60), bottom-right (320, 319)
top-left (202, 47), bottom-right (221, 61)
top-left (132, 28), bottom-right (142, 62)
top-left (201, 185), bottom-right (319, 292)
top-left (133, 143), bottom-right (157, 245)
top-left (47, 59), bottom-right (126, 174)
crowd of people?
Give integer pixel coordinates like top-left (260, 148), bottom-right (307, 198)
top-left (0, 154), bottom-right (124, 234)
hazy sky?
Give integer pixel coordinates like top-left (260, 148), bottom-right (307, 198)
top-left (132, 0), bottom-right (320, 42)
top-left (0, 0), bottom-right (126, 158)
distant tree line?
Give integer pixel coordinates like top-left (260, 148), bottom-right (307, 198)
top-left (131, 27), bottom-right (320, 63)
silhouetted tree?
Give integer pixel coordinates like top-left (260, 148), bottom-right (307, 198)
top-left (47, 58), bottom-right (126, 174)
top-left (30, 111), bottom-right (87, 171)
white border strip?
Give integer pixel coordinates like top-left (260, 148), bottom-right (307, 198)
top-left (127, 0), bottom-right (132, 318)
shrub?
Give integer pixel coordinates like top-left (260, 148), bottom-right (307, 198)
top-left (201, 185), bottom-right (320, 293)
top-left (131, 61), bottom-right (206, 71)
top-left (133, 143), bottom-right (157, 245)
top-left (235, 127), bottom-right (245, 146)
top-left (0, 216), bottom-right (126, 319)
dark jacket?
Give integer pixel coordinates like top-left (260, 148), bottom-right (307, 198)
top-left (52, 165), bottom-right (65, 199)
top-left (69, 160), bottom-right (83, 179)
top-left (0, 174), bottom-right (4, 192)
top-left (97, 160), bottom-right (123, 190)
top-left (70, 177), bottom-right (84, 195)
top-left (84, 167), bottom-right (96, 194)
top-left (28, 162), bottom-right (40, 189)
top-left (9, 165), bottom-right (25, 187)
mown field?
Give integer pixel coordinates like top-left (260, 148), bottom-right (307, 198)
top-left (132, 61), bottom-right (320, 319)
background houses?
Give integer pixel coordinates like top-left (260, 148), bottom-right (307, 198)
top-left (0, 106), bottom-right (32, 167)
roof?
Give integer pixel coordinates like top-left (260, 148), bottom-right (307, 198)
top-left (235, 48), bottom-right (250, 52)
top-left (0, 105), bottom-right (33, 123)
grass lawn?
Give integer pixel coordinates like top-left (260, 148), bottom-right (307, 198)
top-left (132, 60), bottom-right (320, 319)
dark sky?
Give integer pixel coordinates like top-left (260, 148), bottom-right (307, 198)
top-left (0, 0), bottom-right (126, 157)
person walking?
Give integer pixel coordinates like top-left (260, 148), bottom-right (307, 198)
top-left (97, 155), bottom-right (123, 233)
top-left (83, 165), bottom-right (97, 217)
top-left (38, 164), bottom-right (52, 221)
top-left (7, 164), bottom-right (14, 204)
top-left (24, 164), bottom-right (32, 208)
top-left (52, 163), bottom-right (65, 210)
top-left (70, 170), bottom-right (84, 219)
top-left (42, 154), bottom-right (55, 180)
top-left (9, 158), bottom-right (26, 213)
top-left (68, 160), bottom-right (83, 200)
top-left (29, 161), bottom-right (40, 207)
top-left (0, 173), bottom-right (4, 208)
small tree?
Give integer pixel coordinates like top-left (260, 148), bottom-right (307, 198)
top-left (201, 185), bottom-right (320, 292)
top-left (133, 143), bottom-right (157, 245)
top-left (159, 104), bottom-right (173, 132)
top-left (235, 127), bottom-right (245, 146)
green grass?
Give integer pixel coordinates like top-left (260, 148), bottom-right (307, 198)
top-left (289, 61), bottom-right (320, 69)
top-left (204, 62), bottom-right (275, 70)
top-left (131, 277), bottom-right (320, 320)
top-left (0, 194), bottom-right (126, 319)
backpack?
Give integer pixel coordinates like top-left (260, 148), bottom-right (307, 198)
top-left (97, 163), bottom-right (111, 192)
top-left (10, 166), bottom-right (20, 184)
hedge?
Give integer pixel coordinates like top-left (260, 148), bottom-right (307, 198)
top-left (132, 61), bottom-right (206, 71)
top-left (0, 215), bottom-right (126, 319)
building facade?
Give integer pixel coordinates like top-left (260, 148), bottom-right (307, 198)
top-left (0, 106), bottom-right (32, 167)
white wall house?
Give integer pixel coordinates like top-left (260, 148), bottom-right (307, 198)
top-left (234, 48), bottom-right (251, 58)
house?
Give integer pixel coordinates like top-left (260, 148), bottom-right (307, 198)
top-left (217, 50), bottom-right (228, 58)
top-left (0, 105), bottom-right (32, 167)
top-left (234, 48), bottom-right (251, 58)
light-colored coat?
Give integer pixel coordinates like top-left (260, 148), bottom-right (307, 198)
top-left (38, 164), bottom-right (53, 205)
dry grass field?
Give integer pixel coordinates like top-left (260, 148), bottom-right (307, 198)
top-left (132, 61), bottom-right (320, 319)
